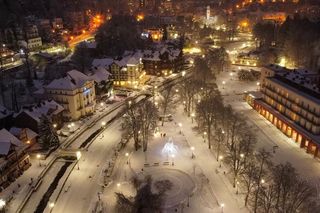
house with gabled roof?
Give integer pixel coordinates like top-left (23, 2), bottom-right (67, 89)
top-left (0, 129), bottom-right (30, 190)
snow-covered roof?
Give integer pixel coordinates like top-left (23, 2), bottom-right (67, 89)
top-left (0, 128), bottom-right (23, 147)
top-left (10, 127), bottom-right (38, 140)
top-left (0, 105), bottom-right (12, 119)
top-left (0, 142), bottom-right (11, 156)
top-left (92, 58), bottom-right (114, 68)
top-left (67, 70), bottom-right (91, 87)
top-left (15, 100), bottom-right (64, 122)
top-left (46, 70), bottom-right (92, 90)
top-left (89, 67), bottom-right (111, 83)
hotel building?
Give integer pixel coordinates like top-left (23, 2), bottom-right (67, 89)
top-left (246, 65), bottom-right (320, 158)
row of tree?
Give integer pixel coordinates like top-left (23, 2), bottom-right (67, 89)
top-left (177, 64), bottom-right (318, 212)
top-left (253, 14), bottom-right (320, 69)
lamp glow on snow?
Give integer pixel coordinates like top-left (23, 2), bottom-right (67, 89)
top-left (162, 137), bottom-right (178, 160)
top-left (0, 199), bottom-right (5, 210)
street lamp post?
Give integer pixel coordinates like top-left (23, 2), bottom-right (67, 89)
top-left (49, 202), bottom-right (54, 209)
top-left (256, 82), bottom-right (260, 91)
top-left (220, 203), bottom-right (225, 213)
top-left (76, 151), bottom-right (81, 170)
top-left (203, 132), bottom-right (207, 143)
top-left (190, 147), bottom-right (195, 159)
top-left (125, 152), bottom-right (129, 164)
top-left (222, 81), bottom-right (226, 89)
top-left (219, 155), bottom-right (223, 167)
top-left (0, 199), bottom-right (6, 211)
top-left (178, 123), bottom-right (182, 134)
top-left (171, 154), bottom-right (175, 166)
top-left (191, 113), bottom-right (195, 123)
top-left (236, 181), bottom-right (240, 194)
top-left (37, 154), bottom-right (41, 167)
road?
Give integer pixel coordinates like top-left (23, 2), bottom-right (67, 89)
top-left (50, 120), bottom-right (123, 213)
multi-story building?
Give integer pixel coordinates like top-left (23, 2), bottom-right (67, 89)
top-left (110, 52), bottom-right (146, 87)
top-left (246, 64), bottom-right (320, 158)
top-left (45, 70), bottom-right (96, 120)
top-left (0, 129), bottom-right (30, 190)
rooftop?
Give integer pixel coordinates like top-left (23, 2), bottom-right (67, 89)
top-left (15, 100), bottom-right (64, 122)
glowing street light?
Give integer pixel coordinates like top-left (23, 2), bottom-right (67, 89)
top-left (222, 81), bottom-right (226, 89)
top-left (178, 123), bottom-right (182, 134)
top-left (0, 199), bottom-right (5, 210)
top-left (49, 202), bottom-right (54, 208)
top-left (219, 155), bottom-right (223, 167)
top-left (37, 154), bottom-right (41, 166)
top-left (125, 152), bottom-right (129, 164)
top-left (76, 151), bottom-right (81, 170)
top-left (203, 132), bottom-right (207, 143)
top-left (256, 82), bottom-right (260, 90)
top-left (190, 147), bottom-right (195, 158)
top-left (191, 113), bottom-right (195, 123)
top-left (220, 203), bottom-right (225, 212)
top-left (236, 181), bottom-right (240, 194)
top-left (101, 121), bottom-right (106, 127)
top-left (240, 153), bottom-right (244, 158)
top-left (53, 123), bottom-right (57, 128)
top-left (261, 179), bottom-right (265, 184)
top-left (128, 100), bottom-right (132, 106)
top-left (182, 71), bottom-right (186, 77)
top-left (175, 89), bottom-right (179, 93)
top-left (100, 102), bottom-right (104, 107)
top-left (117, 183), bottom-right (121, 187)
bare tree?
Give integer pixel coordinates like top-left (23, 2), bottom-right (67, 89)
top-left (196, 90), bottom-right (223, 149)
top-left (123, 99), bottom-right (141, 151)
top-left (225, 130), bottom-right (256, 187)
top-left (252, 149), bottom-right (272, 213)
top-left (159, 85), bottom-right (174, 126)
top-left (138, 100), bottom-right (158, 152)
top-left (214, 127), bottom-right (225, 161)
top-left (242, 158), bottom-right (259, 206)
top-left (178, 77), bottom-right (201, 116)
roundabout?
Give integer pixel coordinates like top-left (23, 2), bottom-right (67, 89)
top-left (144, 168), bottom-right (196, 209)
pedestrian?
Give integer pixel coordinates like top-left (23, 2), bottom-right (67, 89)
top-left (160, 133), bottom-right (163, 137)
top-left (164, 133), bottom-right (166, 137)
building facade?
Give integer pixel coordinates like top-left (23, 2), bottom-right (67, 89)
top-left (247, 65), bottom-right (320, 158)
top-left (45, 70), bottom-right (96, 120)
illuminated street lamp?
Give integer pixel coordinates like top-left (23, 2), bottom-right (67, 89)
top-left (49, 202), bottom-right (54, 209)
top-left (229, 72), bottom-right (233, 80)
top-left (178, 123), bottom-right (182, 134)
top-left (240, 153), bottom-right (244, 158)
top-left (0, 199), bottom-right (5, 210)
top-left (222, 81), bottom-right (226, 89)
top-left (125, 152), bottom-right (129, 164)
top-left (100, 102), bottom-right (104, 107)
top-left (191, 113), bottom-right (195, 123)
top-left (236, 181), bottom-right (240, 194)
top-left (175, 89), bottom-right (179, 93)
top-left (203, 132), bottom-right (207, 143)
top-left (261, 179), bottom-right (265, 184)
top-left (220, 203), bottom-right (225, 213)
top-left (219, 155), bottom-right (223, 167)
top-left (101, 121), bottom-right (106, 128)
top-left (76, 151), bottom-right (81, 170)
top-left (128, 100), bottom-right (132, 106)
top-left (37, 154), bottom-right (41, 166)
top-left (182, 71), bottom-right (186, 77)
top-left (256, 82), bottom-right (260, 90)
top-left (190, 147), bottom-right (195, 159)
top-left (53, 123), bottom-right (57, 128)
